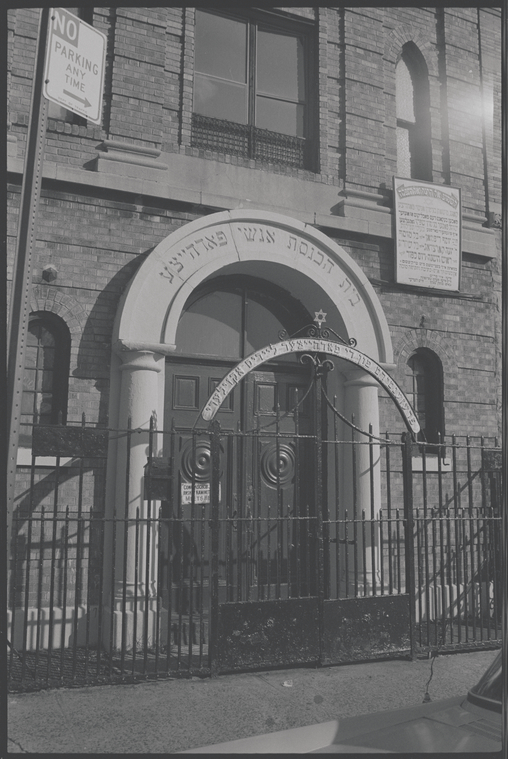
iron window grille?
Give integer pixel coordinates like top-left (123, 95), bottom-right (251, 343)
top-left (191, 114), bottom-right (308, 168)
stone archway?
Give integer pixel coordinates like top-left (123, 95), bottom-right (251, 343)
top-left (103, 210), bottom-right (395, 648)
top-left (112, 209), bottom-right (393, 361)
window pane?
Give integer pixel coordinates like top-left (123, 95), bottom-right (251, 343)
top-left (27, 326), bottom-right (41, 346)
top-left (195, 11), bottom-right (247, 84)
top-left (25, 345), bottom-right (38, 368)
top-left (245, 298), bottom-right (288, 355)
top-left (23, 368), bottom-right (36, 390)
top-left (397, 126), bottom-right (411, 177)
top-left (396, 58), bottom-right (415, 122)
top-left (39, 369), bottom-right (54, 392)
top-left (39, 326), bottom-right (56, 348)
top-left (176, 291), bottom-right (242, 358)
top-left (194, 73), bottom-right (248, 123)
top-left (21, 391), bottom-right (35, 414)
top-left (35, 393), bottom-right (53, 420)
top-left (257, 30), bottom-right (305, 103)
top-left (256, 96), bottom-right (304, 136)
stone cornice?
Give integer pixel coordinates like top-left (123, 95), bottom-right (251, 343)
top-left (7, 151), bottom-right (499, 259)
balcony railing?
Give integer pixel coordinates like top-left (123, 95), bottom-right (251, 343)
top-left (191, 113), bottom-right (308, 169)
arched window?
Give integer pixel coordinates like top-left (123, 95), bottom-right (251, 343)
top-left (20, 313), bottom-right (71, 447)
top-left (175, 276), bottom-right (310, 360)
top-left (396, 43), bottom-right (432, 181)
top-left (405, 348), bottom-right (444, 447)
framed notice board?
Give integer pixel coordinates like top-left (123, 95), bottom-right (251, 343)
top-left (394, 177), bottom-right (461, 291)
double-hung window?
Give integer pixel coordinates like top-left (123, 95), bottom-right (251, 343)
top-left (192, 9), bottom-right (314, 170)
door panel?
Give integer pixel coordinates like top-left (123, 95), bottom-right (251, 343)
top-left (161, 361), bottom-right (240, 612)
top-left (244, 370), bottom-right (316, 600)
top-left (161, 360), bottom-right (316, 610)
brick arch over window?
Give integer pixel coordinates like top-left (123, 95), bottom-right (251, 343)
top-left (30, 285), bottom-right (89, 372)
top-left (384, 25), bottom-right (438, 77)
top-left (393, 330), bottom-right (457, 441)
top-left (394, 328), bottom-right (456, 383)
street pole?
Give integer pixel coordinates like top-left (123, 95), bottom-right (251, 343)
top-left (7, 7), bottom-right (50, 543)
top-left (501, 2), bottom-right (507, 756)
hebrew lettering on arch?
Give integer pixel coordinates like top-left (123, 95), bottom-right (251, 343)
top-left (160, 264), bottom-right (177, 282)
top-left (313, 249), bottom-right (324, 266)
top-left (239, 226), bottom-right (257, 242)
top-left (287, 235), bottom-right (297, 251)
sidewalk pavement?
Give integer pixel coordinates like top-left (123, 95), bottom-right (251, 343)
top-left (7, 648), bottom-right (499, 755)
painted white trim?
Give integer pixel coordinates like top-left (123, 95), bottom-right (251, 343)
top-left (17, 448), bottom-right (73, 467)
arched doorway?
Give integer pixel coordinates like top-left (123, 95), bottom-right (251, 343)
top-left (105, 210), bottom-right (398, 660)
top-left (161, 275), bottom-right (318, 617)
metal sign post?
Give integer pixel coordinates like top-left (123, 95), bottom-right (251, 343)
top-left (7, 7), bottom-right (50, 542)
top-left (501, 3), bottom-right (507, 756)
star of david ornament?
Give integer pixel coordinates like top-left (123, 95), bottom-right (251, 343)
top-left (314, 309), bottom-right (327, 325)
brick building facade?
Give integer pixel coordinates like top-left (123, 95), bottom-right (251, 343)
top-left (7, 6), bottom-right (502, 674)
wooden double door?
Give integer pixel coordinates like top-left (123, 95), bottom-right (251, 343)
top-left (160, 358), bottom-right (317, 611)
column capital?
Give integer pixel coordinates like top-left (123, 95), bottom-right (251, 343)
top-left (119, 349), bottom-right (163, 373)
top-left (113, 339), bottom-right (176, 357)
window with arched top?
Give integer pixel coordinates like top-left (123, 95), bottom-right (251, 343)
top-left (20, 313), bottom-right (71, 447)
top-left (175, 276), bottom-right (310, 361)
top-left (396, 43), bottom-right (432, 181)
top-left (405, 348), bottom-right (444, 447)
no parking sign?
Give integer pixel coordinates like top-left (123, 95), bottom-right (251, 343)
top-left (43, 8), bottom-right (106, 124)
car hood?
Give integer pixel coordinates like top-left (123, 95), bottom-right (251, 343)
top-left (180, 696), bottom-right (502, 754)
top-left (313, 697), bottom-right (502, 753)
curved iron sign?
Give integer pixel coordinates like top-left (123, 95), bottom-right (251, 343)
top-left (201, 338), bottom-right (420, 434)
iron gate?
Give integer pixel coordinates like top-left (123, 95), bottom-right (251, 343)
top-left (148, 347), bottom-right (417, 677)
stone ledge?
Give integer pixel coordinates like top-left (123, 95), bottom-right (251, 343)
top-left (92, 139), bottom-right (168, 173)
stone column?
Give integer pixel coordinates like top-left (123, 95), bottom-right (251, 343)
top-left (104, 349), bottom-right (163, 649)
top-left (342, 368), bottom-right (382, 595)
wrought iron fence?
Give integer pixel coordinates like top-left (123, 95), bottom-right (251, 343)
top-left (8, 420), bottom-right (502, 691)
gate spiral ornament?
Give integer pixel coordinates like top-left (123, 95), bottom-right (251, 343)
top-left (260, 443), bottom-right (296, 487)
top-left (181, 439), bottom-right (212, 482)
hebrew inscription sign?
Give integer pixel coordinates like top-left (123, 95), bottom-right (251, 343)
top-left (394, 177), bottom-right (461, 291)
